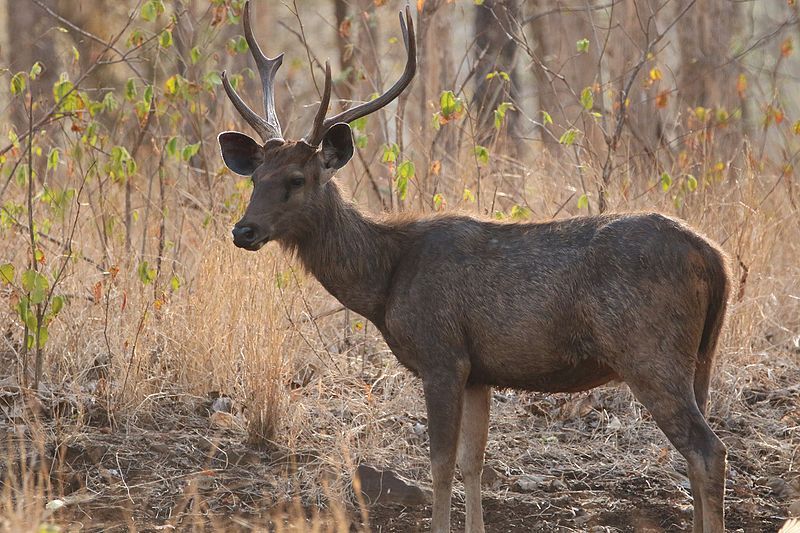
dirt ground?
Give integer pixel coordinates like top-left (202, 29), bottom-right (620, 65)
top-left (1, 346), bottom-right (797, 533)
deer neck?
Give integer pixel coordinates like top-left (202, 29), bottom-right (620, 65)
top-left (280, 182), bottom-right (401, 327)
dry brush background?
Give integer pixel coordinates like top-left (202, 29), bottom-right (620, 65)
top-left (0, 0), bottom-right (799, 531)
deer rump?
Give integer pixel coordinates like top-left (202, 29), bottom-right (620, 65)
top-left (380, 211), bottom-right (728, 394)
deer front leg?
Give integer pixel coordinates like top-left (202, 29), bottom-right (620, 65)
top-left (422, 363), bottom-right (470, 533)
top-left (457, 384), bottom-right (490, 533)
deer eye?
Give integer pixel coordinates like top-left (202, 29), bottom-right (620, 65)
top-left (289, 176), bottom-right (305, 188)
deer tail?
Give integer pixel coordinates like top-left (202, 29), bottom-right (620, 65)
top-left (694, 244), bottom-right (731, 415)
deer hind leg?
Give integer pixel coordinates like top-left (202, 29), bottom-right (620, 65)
top-left (457, 384), bottom-right (490, 533)
top-left (623, 364), bottom-right (726, 533)
top-left (687, 354), bottom-right (716, 531)
top-left (422, 362), bottom-right (470, 533)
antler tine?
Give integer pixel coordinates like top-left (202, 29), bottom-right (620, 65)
top-left (305, 61), bottom-right (333, 146)
top-left (399, 5), bottom-right (410, 50)
top-left (221, 70), bottom-right (273, 143)
top-left (305, 6), bottom-right (417, 146)
top-left (242, 0), bottom-right (283, 139)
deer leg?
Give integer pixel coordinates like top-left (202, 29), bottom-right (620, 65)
top-left (624, 372), bottom-right (726, 533)
top-left (688, 355), bottom-right (715, 532)
top-left (457, 384), bottom-right (490, 533)
top-left (422, 364), bottom-right (470, 533)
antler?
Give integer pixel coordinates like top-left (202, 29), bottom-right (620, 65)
top-left (221, 1), bottom-right (284, 142)
top-left (305, 6), bottom-right (417, 146)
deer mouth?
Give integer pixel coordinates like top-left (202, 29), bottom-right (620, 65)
top-left (234, 234), bottom-right (270, 251)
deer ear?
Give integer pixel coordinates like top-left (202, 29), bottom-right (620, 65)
top-left (319, 123), bottom-right (354, 180)
top-left (218, 132), bottom-right (264, 176)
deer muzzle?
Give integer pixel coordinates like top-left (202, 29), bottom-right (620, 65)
top-left (232, 222), bottom-right (269, 251)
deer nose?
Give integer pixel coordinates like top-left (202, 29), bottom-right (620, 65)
top-left (232, 224), bottom-right (256, 246)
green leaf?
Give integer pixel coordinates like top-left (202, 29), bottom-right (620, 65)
top-left (558, 128), bottom-right (579, 146)
top-left (141, 1), bottom-right (156, 21)
top-left (486, 71), bottom-right (510, 82)
top-left (125, 78), bottom-right (137, 101)
top-left (541, 110), bottom-right (553, 125)
top-left (433, 193), bottom-right (444, 210)
top-left (350, 116), bottom-right (367, 131)
top-left (580, 87), bottom-right (594, 111)
top-left (660, 171), bottom-right (672, 192)
top-left (102, 91), bottom-right (119, 112)
top-left (0, 263), bottom-right (14, 284)
top-left (190, 46), bottom-right (202, 65)
top-left (577, 194), bottom-right (589, 210)
top-left (381, 143), bottom-right (399, 164)
top-left (439, 90), bottom-right (463, 119)
top-left (50, 295), bottom-right (65, 315)
top-left (397, 160), bottom-right (415, 180)
top-left (141, 0), bottom-right (164, 21)
top-left (137, 261), bottom-right (156, 285)
top-left (170, 275), bottom-right (181, 291)
top-left (17, 297), bottom-right (35, 331)
top-left (474, 145), bottom-right (489, 166)
top-left (159, 29), bottom-right (173, 48)
top-left (53, 75), bottom-right (77, 111)
top-left (576, 38), bottom-right (590, 53)
top-left (143, 84), bottom-right (154, 105)
top-left (47, 148), bottom-right (60, 171)
top-left (431, 112), bottom-right (442, 131)
top-left (395, 160), bottom-right (415, 200)
top-left (165, 136), bottom-right (178, 158)
top-left (10, 72), bottom-right (26, 95)
top-left (181, 142), bottom-right (200, 161)
top-left (494, 102), bottom-right (514, 130)
top-left (29, 62), bottom-right (43, 80)
top-left (462, 188), bottom-right (475, 203)
top-left (110, 146), bottom-right (137, 179)
top-left (203, 72), bottom-right (221, 87)
top-left (233, 35), bottom-right (248, 53)
top-left (22, 270), bottom-right (49, 305)
top-left (510, 205), bottom-right (531, 220)
top-left (686, 174), bottom-right (698, 192)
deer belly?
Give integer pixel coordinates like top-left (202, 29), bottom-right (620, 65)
top-left (467, 348), bottom-right (619, 393)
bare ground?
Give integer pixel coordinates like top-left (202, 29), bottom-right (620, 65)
top-left (1, 346), bottom-right (798, 532)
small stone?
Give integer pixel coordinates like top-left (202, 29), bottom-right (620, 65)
top-left (45, 499), bottom-right (65, 511)
top-left (211, 396), bottom-right (233, 413)
top-left (354, 464), bottom-right (430, 506)
top-left (548, 478), bottom-right (569, 492)
top-left (513, 474), bottom-right (546, 492)
top-left (789, 500), bottom-right (800, 518)
top-left (606, 415), bottom-right (623, 431)
top-left (572, 511), bottom-right (591, 526)
top-left (768, 477), bottom-right (794, 499)
top-left (409, 422), bottom-right (426, 440)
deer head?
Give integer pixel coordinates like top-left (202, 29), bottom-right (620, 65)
top-left (218, 1), bottom-right (416, 251)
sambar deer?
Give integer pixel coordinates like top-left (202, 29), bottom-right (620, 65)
top-left (218, 3), bottom-right (731, 532)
